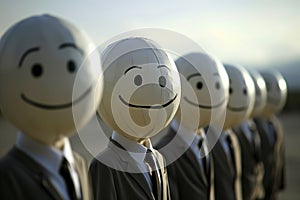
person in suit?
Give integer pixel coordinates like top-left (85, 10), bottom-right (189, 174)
top-left (253, 70), bottom-right (287, 200)
top-left (232, 69), bottom-right (267, 200)
top-left (155, 52), bottom-right (230, 200)
top-left (212, 64), bottom-right (255, 200)
top-left (0, 14), bottom-right (102, 200)
top-left (89, 37), bottom-right (181, 200)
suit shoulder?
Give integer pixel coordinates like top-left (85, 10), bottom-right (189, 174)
top-left (89, 154), bottom-right (119, 200)
top-left (89, 156), bottom-right (114, 175)
top-left (89, 146), bottom-right (124, 171)
top-left (0, 153), bottom-right (25, 198)
top-left (0, 151), bottom-right (21, 175)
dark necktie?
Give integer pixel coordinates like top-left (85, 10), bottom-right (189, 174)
top-left (226, 133), bottom-right (236, 173)
top-left (59, 158), bottom-right (78, 200)
top-left (266, 121), bottom-right (277, 146)
top-left (144, 149), bottom-right (161, 200)
top-left (198, 138), bottom-right (209, 178)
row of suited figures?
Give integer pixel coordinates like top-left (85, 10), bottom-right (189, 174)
top-left (0, 14), bottom-right (286, 200)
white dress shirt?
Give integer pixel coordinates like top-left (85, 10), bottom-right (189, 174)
top-left (16, 132), bottom-right (81, 200)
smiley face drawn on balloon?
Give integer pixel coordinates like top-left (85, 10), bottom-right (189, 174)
top-left (183, 72), bottom-right (226, 109)
top-left (227, 82), bottom-right (249, 112)
top-left (98, 37), bottom-right (181, 139)
top-left (223, 64), bottom-right (255, 129)
top-left (0, 15), bottom-right (102, 144)
top-left (118, 65), bottom-right (178, 109)
top-left (19, 43), bottom-right (93, 110)
top-left (260, 70), bottom-right (287, 117)
top-left (175, 52), bottom-right (229, 129)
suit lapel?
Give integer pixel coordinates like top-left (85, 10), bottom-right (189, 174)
top-left (128, 172), bottom-right (154, 199)
top-left (108, 140), bottom-right (154, 200)
top-left (215, 139), bottom-right (235, 176)
top-left (41, 177), bottom-right (65, 200)
top-left (235, 126), bottom-right (253, 155)
top-left (166, 128), bottom-right (208, 185)
top-left (10, 147), bottom-right (64, 200)
top-left (185, 147), bottom-right (208, 185)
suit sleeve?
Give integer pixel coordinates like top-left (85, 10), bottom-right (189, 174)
top-left (89, 159), bottom-right (118, 200)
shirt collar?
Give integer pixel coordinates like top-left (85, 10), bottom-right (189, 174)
top-left (63, 137), bottom-right (75, 166)
top-left (111, 131), bottom-right (149, 164)
top-left (16, 132), bottom-right (74, 175)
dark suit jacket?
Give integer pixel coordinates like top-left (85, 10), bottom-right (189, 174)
top-left (155, 127), bottom-right (214, 200)
top-left (212, 137), bottom-right (236, 200)
top-left (233, 121), bottom-right (264, 200)
top-left (0, 147), bottom-right (93, 200)
top-left (89, 140), bottom-right (170, 200)
top-left (254, 116), bottom-right (286, 200)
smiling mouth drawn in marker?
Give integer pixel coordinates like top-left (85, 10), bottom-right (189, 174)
top-left (184, 96), bottom-right (225, 109)
top-left (21, 86), bottom-right (92, 110)
top-left (119, 94), bottom-right (177, 109)
top-left (227, 105), bottom-right (248, 112)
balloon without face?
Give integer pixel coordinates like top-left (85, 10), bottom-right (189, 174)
top-left (0, 14), bottom-right (102, 144)
top-left (223, 64), bottom-right (255, 129)
top-left (98, 37), bottom-right (181, 139)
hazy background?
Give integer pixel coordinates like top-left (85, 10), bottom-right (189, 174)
top-left (0, 0), bottom-right (299, 199)
top-left (1, 0), bottom-right (300, 67)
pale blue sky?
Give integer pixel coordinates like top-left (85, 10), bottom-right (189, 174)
top-left (1, 0), bottom-right (299, 66)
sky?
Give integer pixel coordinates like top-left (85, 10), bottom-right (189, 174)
top-left (0, 0), bottom-right (299, 67)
